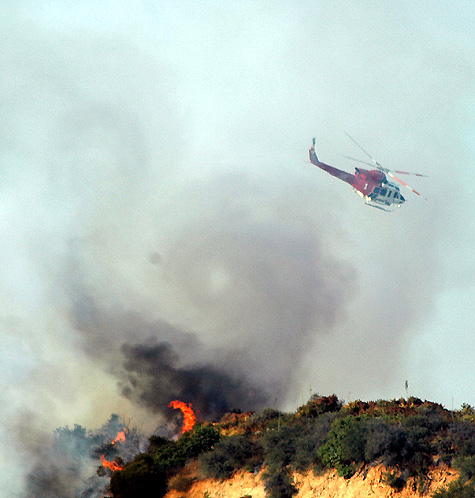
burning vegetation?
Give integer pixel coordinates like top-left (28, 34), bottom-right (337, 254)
top-left (112, 431), bottom-right (126, 445)
top-left (100, 454), bottom-right (124, 472)
top-left (100, 430), bottom-right (127, 472)
top-left (169, 400), bottom-right (197, 434)
top-left (29, 395), bottom-right (475, 498)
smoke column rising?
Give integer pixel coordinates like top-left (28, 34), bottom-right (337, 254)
top-left (0, 9), bottom-right (358, 494)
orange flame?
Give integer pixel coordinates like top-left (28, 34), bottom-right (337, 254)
top-left (100, 454), bottom-right (124, 471)
top-left (112, 430), bottom-right (126, 444)
top-left (169, 400), bottom-right (196, 433)
top-left (100, 430), bottom-right (126, 472)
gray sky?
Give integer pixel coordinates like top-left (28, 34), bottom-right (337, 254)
top-left (0, 1), bottom-right (474, 494)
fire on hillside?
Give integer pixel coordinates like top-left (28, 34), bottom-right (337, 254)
top-left (169, 400), bottom-right (197, 434)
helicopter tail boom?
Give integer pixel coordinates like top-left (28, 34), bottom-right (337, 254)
top-left (309, 139), bottom-right (355, 186)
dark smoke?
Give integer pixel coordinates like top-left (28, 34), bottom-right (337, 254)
top-left (61, 171), bottom-right (356, 421)
top-left (119, 341), bottom-right (271, 420)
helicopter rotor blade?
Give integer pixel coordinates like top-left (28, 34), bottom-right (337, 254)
top-left (345, 132), bottom-right (428, 196)
top-left (386, 171), bottom-right (427, 200)
top-left (343, 155), bottom-right (376, 168)
top-left (344, 155), bottom-right (428, 177)
top-left (344, 132), bottom-right (383, 168)
top-left (392, 170), bottom-right (429, 177)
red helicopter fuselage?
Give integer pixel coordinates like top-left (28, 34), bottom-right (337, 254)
top-left (309, 145), bottom-right (385, 195)
top-left (309, 142), bottom-right (405, 209)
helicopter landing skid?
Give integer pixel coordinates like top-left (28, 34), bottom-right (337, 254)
top-left (364, 201), bottom-right (393, 212)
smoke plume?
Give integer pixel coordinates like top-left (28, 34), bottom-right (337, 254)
top-left (119, 341), bottom-right (270, 419)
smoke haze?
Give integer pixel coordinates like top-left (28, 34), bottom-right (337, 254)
top-left (0, 1), bottom-right (473, 496)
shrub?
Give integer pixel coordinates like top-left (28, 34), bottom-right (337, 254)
top-left (401, 420), bottom-right (434, 481)
top-left (179, 424), bottom-right (221, 459)
top-left (200, 434), bottom-right (261, 479)
top-left (454, 455), bottom-right (475, 482)
top-left (448, 421), bottom-right (475, 457)
top-left (382, 470), bottom-right (408, 491)
top-left (246, 408), bottom-right (284, 432)
top-left (152, 440), bottom-right (187, 471)
top-left (168, 474), bottom-right (195, 492)
top-left (459, 404), bottom-right (475, 423)
top-left (274, 417), bottom-right (334, 472)
top-left (262, 423), bottom-right (330, 498)
top-left (152, 424), bottom-right (221, 473)
top-left (263, 467), bottom-right (297, 498)
top-left (110, 453), bottom-right (167, 498)
top-left (263, 426), bottom-right (300, 468)
top-left (149, 435), bottom-right (169, 450)
top-left (364, 418), bottom-right (407, 467)
top-left (317, 416), bottom-right (366, 477)
top-left (297, 394), bottom-right (342, 418)
top-left (432, 479), bottom-right (475, 498)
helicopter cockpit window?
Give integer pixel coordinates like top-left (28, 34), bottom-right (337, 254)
top-left (373, 187), bottom-right (380, 194)
top-left (380, 188), bottom-right (387, 196)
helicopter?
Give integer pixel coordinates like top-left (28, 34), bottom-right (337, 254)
top-left (309, 134), bottom-right (427, 211)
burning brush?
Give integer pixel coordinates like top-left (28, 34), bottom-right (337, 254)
top-left (99, 430), bottom-right (127, 473)
top-left (168, 400), bottom-right (196, 434)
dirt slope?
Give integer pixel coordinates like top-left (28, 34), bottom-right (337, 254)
top-left (165, 465), bottom-right (458, 498)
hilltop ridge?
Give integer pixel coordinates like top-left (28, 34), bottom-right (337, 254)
top-left (109, 395), bottom-right (475, 498)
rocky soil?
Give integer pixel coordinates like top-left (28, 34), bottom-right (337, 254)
top-left (165, 464), bottom-right (459, 498)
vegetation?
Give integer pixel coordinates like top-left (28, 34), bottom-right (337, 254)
top-left (105, 395), bottom-right (475, 498)
top-left (167, 474), bottom-right (195, 492)
top-left (110, 453), bottom-right (167, 498)
top-left (149, 424), bottom-right (220, 473)
top-left (200, 434), bottom-right (261, 479)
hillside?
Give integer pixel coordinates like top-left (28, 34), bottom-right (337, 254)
top-left (107, 395), bottom-right (475, 498)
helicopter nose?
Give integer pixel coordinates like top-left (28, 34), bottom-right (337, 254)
top-left (400, 194), bottom-right (405, 202)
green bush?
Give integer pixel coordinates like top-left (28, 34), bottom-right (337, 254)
top-left (179, 424), bottom-right (221, 459)
top-left (263, 426), bottom-right (300, 468)
top-left (400, 421), bottom-right (433, 482)
top-left (432, 479), bottom-right (475, 498)
top-left (262, 424), bottom-right (326, 498)
top-left (152, 440), bottom-right (187, 471)
top-left (364, 418), bottom-right (408, 467)
top-left (151, 424), bottom-right (220, 473)
top-left (317, 416), bottom-right (366, 477)
top-left (247, 408), bottom-right (283, 431)
top-left (200, 434), bottom-right (261, 479)
top-left (106, 395), bottom-right (475, 497)
top-left (454, 455), bottom-right (475, 482)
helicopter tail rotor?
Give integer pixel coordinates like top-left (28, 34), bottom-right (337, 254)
top-left (310, 138), bottom-right (319, 162)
